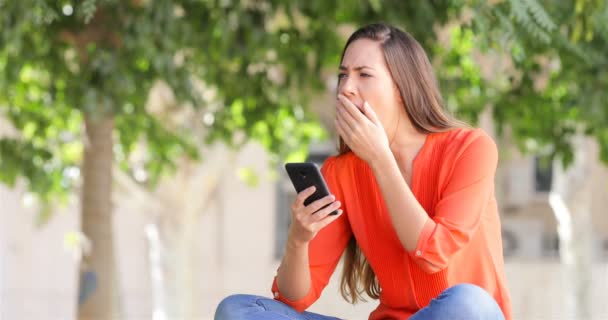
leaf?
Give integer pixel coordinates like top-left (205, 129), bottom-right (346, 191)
top-left (236, 167), bottom-right (260, 187)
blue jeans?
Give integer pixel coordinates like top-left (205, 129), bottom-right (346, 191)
top-left (215, 283), bottom-right (505, 320)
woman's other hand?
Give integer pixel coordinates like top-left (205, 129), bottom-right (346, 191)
top-left (335, 94), bottom-right (390, 165)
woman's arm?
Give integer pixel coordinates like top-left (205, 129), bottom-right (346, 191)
top-left (335, 94), bottom-right (429, 252)
top-left (273, 210), bottom-right (351, 310)
top-left (271, 157), bottom-right (352, 311)
top-left (275, 239), bottom-right (312, 301)
top-left (335, 96), bottom-right (497, 273)
top-left (369, 132), bottom-right (498, 273)
top-left (369, 152), bottom-right (429, 252)
top-left (275, 186), bottom-right (341, 301)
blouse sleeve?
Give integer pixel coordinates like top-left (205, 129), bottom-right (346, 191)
top-left (409, 132), bottom-right (498, 274)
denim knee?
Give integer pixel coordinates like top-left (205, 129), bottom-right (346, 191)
top-left (442, 283), bottom-right (504, 320)
top-left (215, 294), bottom-right (256, 320)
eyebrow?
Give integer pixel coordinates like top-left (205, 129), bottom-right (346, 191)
top-left (339, 65), bottom-right (374, 71)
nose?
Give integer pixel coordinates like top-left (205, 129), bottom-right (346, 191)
top-left (338, 75), bottom-right (356, 99)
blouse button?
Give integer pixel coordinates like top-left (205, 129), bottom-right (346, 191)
top-left (416, 250), bottom-right (422, 256)
top-left (274, 292), bottom-right (279, 298)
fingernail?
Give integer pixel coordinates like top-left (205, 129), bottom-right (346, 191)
top-left (337, 209), bottom-right (343, 215)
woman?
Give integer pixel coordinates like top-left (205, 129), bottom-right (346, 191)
top-left (215, 23), bottom-right (512, 320)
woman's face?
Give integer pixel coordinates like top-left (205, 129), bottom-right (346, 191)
top-left (337, 38), bottom-right (403, 134)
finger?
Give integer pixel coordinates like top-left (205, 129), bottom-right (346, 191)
top-left (337, 94), bottom-right (366, 122)
top-left (363, 101), bottom-right (382, 126)
top-left (336, 100), bottom-right (357, 132)
top-left (305, 195), bottom-right (337, 214)
top-left (335, 110), bottom-right (353, 135)
top-left (312, 209), bottom-right (344, 230)
top-left (309, 201), bottom-right (342, 222)
top-left (294, 186), bottom-right (316, 208)
top-left (335, 118), bottom-right (352, 148)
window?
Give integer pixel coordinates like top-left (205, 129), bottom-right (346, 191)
top-left (534, 156), bottom-right (553, 192)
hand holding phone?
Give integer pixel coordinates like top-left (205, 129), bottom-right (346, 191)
top-left (284, 162), bottom-right (343, 246)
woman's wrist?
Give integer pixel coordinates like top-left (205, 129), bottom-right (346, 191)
top-left (286, 235), bottom-right (309, 252)
top-left (369, 147), bottom-right (394, 172)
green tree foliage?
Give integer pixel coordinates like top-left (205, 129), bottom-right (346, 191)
top-left (467, 0), bottom-right (608, 166)
top-left (3, 0), bottom-right (603, 208)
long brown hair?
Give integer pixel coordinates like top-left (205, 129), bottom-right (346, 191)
top-left (337, 23), bottom-right (466, 304)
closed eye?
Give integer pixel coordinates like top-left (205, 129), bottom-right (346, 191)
top-left (360, 73), bottom-right (372, 78)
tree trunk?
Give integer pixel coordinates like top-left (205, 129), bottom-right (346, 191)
top-left (77, 115), bottom-right (120, 320)
top-left (549, 134), bottom-right (594, 319)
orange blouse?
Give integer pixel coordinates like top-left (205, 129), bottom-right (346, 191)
top-left (271, 128), bottom-right (512, 320)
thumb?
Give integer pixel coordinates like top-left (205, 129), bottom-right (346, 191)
top-left (363, 101), bottom-right (381, 126)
